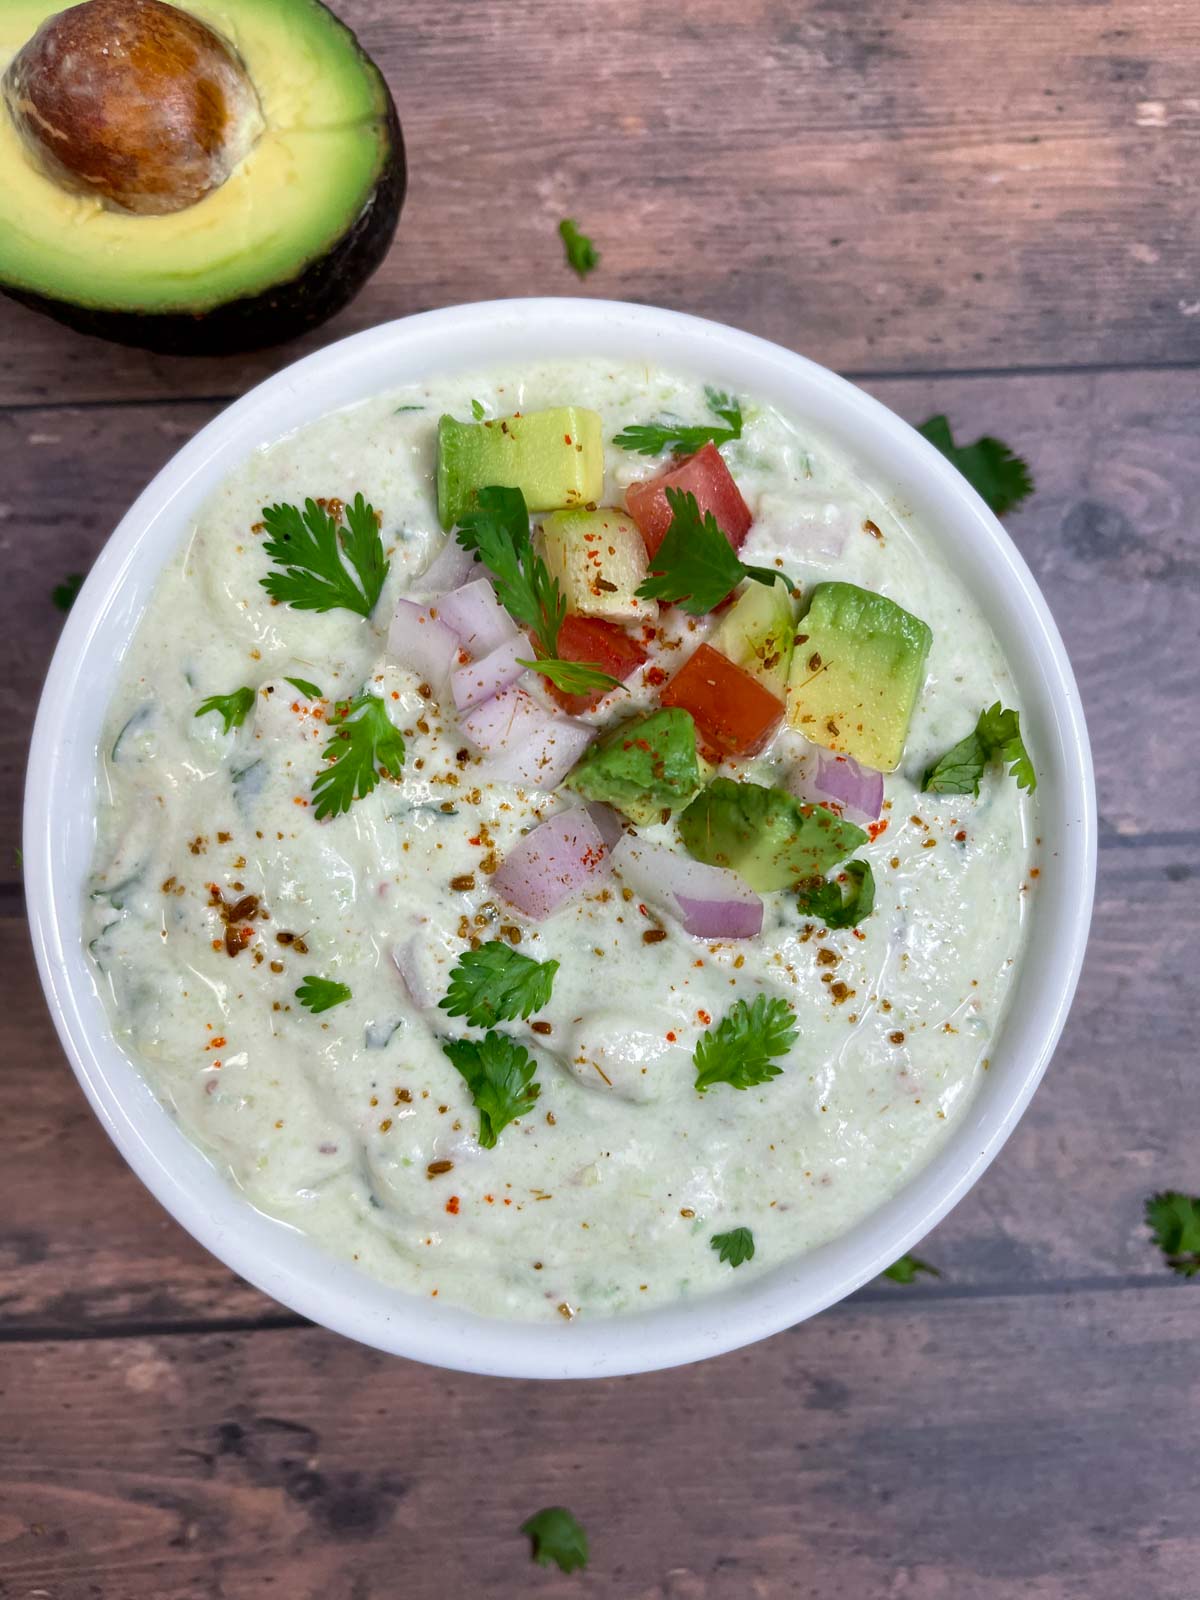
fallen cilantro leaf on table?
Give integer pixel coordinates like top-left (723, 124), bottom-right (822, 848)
top-left (457, 485), bottom-right (566, 657)
top-left (1146, 1191), bottom-right (1200, 1278)
top-left (296, 975), bottom-right (352, 1013)
top-left (438, 941), bottom-right (559, 1028)
top-left (312, 693), bottom-right (405, 820)
top-left (694, 993), bottom-right (798, 1093)
top-left (260, 492), bottom-right (388, 616)
top-left (923, 701), bottom-right (1036, 795)
top-left (796, 859), bottom-right (876, 929)
top-left (52, 572), bottom-right (84, 612)
top-left (558, 218), bottom-right (599, 279)
top-left (614, 387), bottom-right (743, 457)
top-left (711, 1226), bottom-right (756, 1267)
top-left (916, 415), bottom-right (1034, 516)
top-left (284, 676), bottom-right (323, 699)
top-left (882, 1253), bottom-right (940, 1284)
top-left (442, 1030), bottom-right (540, 1148)
top-left (195, 686), bottom-right (255, 734)
top-left (521, 1506), bottom-right (589, 1573)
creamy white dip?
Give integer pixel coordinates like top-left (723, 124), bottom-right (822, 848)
top-left (87, 361), bottom-right (1034, 1321)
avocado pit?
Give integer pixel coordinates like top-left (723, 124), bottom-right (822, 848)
top-left (2, 0), bottom-right (264, 215)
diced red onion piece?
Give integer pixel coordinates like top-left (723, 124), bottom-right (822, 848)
top-left (386, 599), bottom-right (460, 689)
top-left (492, 807), bottom-right (609, 919)
top-left (452, 636), bottom-right (529, 711)
top-left (584, 801), bottom-right (626, 850)
top-left (434, 578), bottom-right (517, 655)
top-left (461, 688), bottom-right (594, 789)
top-left (789, 748), bottom-right (884, 824)
top-left (611, 833), bottom-right (763, 940)
top-left (392, 936), bottom-right (437, 1010)
top-left (415, 537), bottom-right (475, 594)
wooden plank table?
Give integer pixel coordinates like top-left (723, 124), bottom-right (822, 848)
top-left (2, 2), bottom-right (1198, 1594)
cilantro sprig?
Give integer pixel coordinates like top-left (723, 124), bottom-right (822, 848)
top-left (796, 860), bottom-right (876, 929)
top-left (711, 1226), bottom-right (755, 1267)
top-left (559, 218), bottom-right (600, 280)
top-left (441, 1031), bottom-right (541, 1148)
top-left (882, 1253), bottom-right (940, 1284)
top-left (693, 993), bottom-right (798, 1093)
top-left (635, 488), bottom-right (779, 615)
top-left (614, 387), bottom-right (744, 457)
top-left (196, 686), bottom-right (255, 734)
top-left (312, 693), bottom-right (405, 820)
top-left (260, 493), bottom-right (388, 617)
top-left (296, 975), bottom-right (352, 1013)
top-left (1146, 1192), bottom-right (1200, 1279)
top-left (923, 702), bottom-right (1036, 796)
top-left (522, 1506), bottom-right (589, 1573)
top-left (916, 415), bottom-right (1034, 516)
top-left (438, 941), bottom-right (559, 1028)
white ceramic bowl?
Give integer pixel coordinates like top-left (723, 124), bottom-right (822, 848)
top-left (24, 299), bottom-right (1095, 1379)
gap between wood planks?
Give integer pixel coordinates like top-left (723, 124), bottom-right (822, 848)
top-left (2, 354), bottom-right (1200, 419)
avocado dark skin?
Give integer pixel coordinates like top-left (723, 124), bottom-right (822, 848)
top-left (3, 99), bottom-right (405, 357)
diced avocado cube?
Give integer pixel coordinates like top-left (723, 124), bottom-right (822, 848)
top-left (564, 707), bottom-right (711, 826)
top-left (787, 581), bottom-right (932, 771)
top-left (437, 406), bottom-right (603, 530)
top-left (538, 506), bottom-right (653, 622)
top-left (711, 576), bottom-right (795, 698)
top-left (678, 778), bottom-right (866, 893)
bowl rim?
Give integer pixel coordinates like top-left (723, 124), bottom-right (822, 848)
top-left (23, 297), bottom-right (1096, 1378)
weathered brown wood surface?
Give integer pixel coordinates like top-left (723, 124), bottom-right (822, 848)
top-left (2, 0), bottom-right (1198, 1595)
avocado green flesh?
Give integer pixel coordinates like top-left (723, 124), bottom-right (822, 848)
top-left (712, 577), bottom-right (795, 698)
top-left (787, 581), bottom-right (932, 772)
top-left (0, 0), bottom-right (398, 315)
top-left (564, 707), bottom-right (708, 827)
top-left (437, 408), bottom-right (604, 530)
top-left (679, 777), bottom-right (867, 893)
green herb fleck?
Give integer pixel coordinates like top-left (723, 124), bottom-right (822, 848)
top-left (558, 218), bottom-right (600, 279)
top-left (312, 693), bottom-right (405, 820)
top-left (470, 397), bottom-right (486, 420)
top-left (694, 993), bottom-right (798, 1093)
top-left (916, 415), bottom-right (1034, 516)
top-left (441, 1031), bottom-right (540, 1149)
top-left (439, 940), bottom-right (559, 1028)
top-left (521, 1506), bottom-right (589, 1573)
top-left (260, 492), bottom-right (388, 616)
top-left (796, 859), bottom-right (876, 929)
top-left (284, 676), bottom-right (323, 699)
top-left (711, 1226), bottom-right (755, 1267)
top-left (296, 976), bottom-right (352, 1013)
top-left (1146, 1192), bottom-right (1200, 1278)
top-left (195, 686), bottom-right (255, 734)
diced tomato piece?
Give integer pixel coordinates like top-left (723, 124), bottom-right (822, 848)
top-left (660, 642), bottom-right (783, 759)
top-left (624, 442), bottom-right (753, 559)
top-left (540, 614), bottom-right (649, 714)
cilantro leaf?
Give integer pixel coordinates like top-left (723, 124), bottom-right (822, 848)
top-left (636, 488), bottom-right (748, 614)
top-left (518, 657), bottom-right (623, 697)
top-left (311, 693), bottom-right (405, 820)
top-left (296, 975), bottom-right (352, 1013)
top-left (521, 1506), bottom-right (589, 1573)
top-left (882, 1253), bottom-right (940, 1284)
top-left (195, 686), bottom-right (255, 734)
top-left (456, 485), bottom-right (566, 656)
top-left (693, 993), bottom-right (798, 1093)
top-left (1146, 1192), bottom-right (1200, 1279)
top-left (923, 701), bottom-right (1036, 795)
top-left (614, 387), bottom-right (744, 457)
top-left (711, 1226), bottom-right (755, 1267)
top-left (470, 397), bottom-right (486, 420)
top-left (52, 572), bottom-right (84, 612)
top-left (916, 415), bottom-right (1034, 516)
top-left (441, 1031), bottom-right (540, 1148)
top-left (796, 860), bottom-right (876, 929)
top-left (260, 493), bottom-right (388, 617)
top-left (438, 940), bottom-right (559, 1027)
top-left (558, 217), bottom-right (600, 279)
top-left (284, 676), bottom-right (323, 699)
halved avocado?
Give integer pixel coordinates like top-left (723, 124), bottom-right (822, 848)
top-left (0, 0), bottom-right (404, 354)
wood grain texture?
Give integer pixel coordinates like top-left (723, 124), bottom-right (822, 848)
top-left (1, 0), bottom-right (1198, 405)
top-left (3, 1295), bottom-right (1199, 1599)
top-left (4, 833), bottom-right (1195, 1332)
top-left (3, 367), bottom-right (1195, 861)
